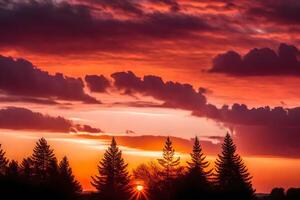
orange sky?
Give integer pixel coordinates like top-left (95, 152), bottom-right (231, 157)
top-left (0, 0), bottom-right (300, 194)
top-left (1, 131), bottom-right (300, 193)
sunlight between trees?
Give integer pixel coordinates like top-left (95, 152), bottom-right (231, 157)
top-left (0, 133), bottom-right (297, 200)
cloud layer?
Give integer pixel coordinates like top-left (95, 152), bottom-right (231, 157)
top-left (0, 0), bottom-right (213, 55)
top-left (112, 71), bottom-right (300, 157)
top-left (0, 107), bottom-right (102, 133)
top-left (210, 43), bottom-right (300, 76)
top-left (111, 71), bottom-right (207, 110)
top-left (0, 55), bottom-right (99, 103)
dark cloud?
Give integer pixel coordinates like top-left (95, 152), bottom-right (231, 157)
top-left (0, 0), bottom-right (214, 54)
top-left (246, 0), bottom-right (300, 25)
top-left (85, 75), bottom-right (110, 92)
top-left (75, 124), bottom-right (103, 133)
top-left (109, 71), bottom-right (300, 157)
top-left (0, 55), bottom-right (99, 103)
top-left (111, 71), bottom-right (207, 110)
top-left (209, 43), bottom-right (300, 76)
top-left (204, 104), bottom-right (300, 127)
top-left (0, 96), bottom-right (60, 105)
top-left (193, 104), bottom-right (300, 158)
top-left (0, 107), bottom-right (102, 133)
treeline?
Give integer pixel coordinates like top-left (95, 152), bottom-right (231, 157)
top-left (0, 133), bottom-right (297, 200)
top-left (267, 188), bottom-right (300, 200)
top-left (129, 134), bottom-right (255, 200)
top-left (0, 138), bottom-right (81, 200)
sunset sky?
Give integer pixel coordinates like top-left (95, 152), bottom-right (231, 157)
top-left (1, 0), bottom-right (300, 193)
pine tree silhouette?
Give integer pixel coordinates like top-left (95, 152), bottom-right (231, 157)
top-left (158, 137), bottom-right (181, 180)
top-left (31, 138), bottom-right (58, 180)
top-left (187, 136), bottom-right (212, 183)
top-left (20, 157), bottom-right (34, 180)
top-left (91, 137), bottom-right (131, 200)
top-left (174, 137), bottom-right (212, 200)
top-left (157, 137), bottom-right (181, 200)
top-left (58, 156), bottom-right (82, 198)
top-left (214, 133), bottom-right (255, 200)
top-left (0, 144), bottom-right (8, 176)
top-left (6, 160), bottom-right (19, 178)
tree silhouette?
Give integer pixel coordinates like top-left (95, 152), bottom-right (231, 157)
top-left (0, 144), bottom-right (8, 176)
top-left (186, 136), bottom-right (212, 183)
top-left (157, 137), bottom-right (181, 200)
top-left (20, 157), bottom-right (34, 180)
top-left (91, 137), bottom-right (131, 200)
top-left (286, 188), bottom-right (300, 200)
top-left (6, 160), bottom-right (19, 178)
top-left (58, 156), bottom-right (82, 198)
top-left (176, 136), bottom-right (213, 199)
top-left (158, 137), bottom-right (181, 180)
top-left (133, 161), bottom-right (161, 188)
top-left (270, 188), bottom-right (285, 200)
top-left (133, 161), bottom-right (162, 200)
top-left (31, 138), bottom-right (57, 181)
top-left (214, 133), bottom-right (255, 200)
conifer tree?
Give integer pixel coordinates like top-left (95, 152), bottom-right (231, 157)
top-left (174, 137), bottom-right (213, 200)
top-left (58, 156), bottom-right (82, 197)
top-left (91, 137), bottom-right (131, 200)
top-left (31, 138), bottom-right (58, 180)
top-left (186, 136), bottom-right (212, 185)
top-left (20, 157), bottom-right (33, 180)
top-left (6, 160), bottom-right (19, 178)
top-left (158, 137), bottom-right (181, 180)
top-left (214, 133), bottom-right (255, 200)
top-left (0, 144), bottom-right (8, 176)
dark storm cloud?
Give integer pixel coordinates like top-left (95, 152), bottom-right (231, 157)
top-left (85, 75), bottom-right (110, 92)
top-left (209, 43), bottom-right (300, 76)
top-left (0, 0), bottom-right (214, 54)
top-left (0, 107), bottom-right (102, 133)
top-left (246, 0), bottom-right (300, 24)
top-left (0, 55), bottom-right (99, 103)
top-left (111, 71), bottom-right (207, 110)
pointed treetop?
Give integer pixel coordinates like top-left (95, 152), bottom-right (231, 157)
top-left (58, 155), bottom-right (82, 194)
top-left (187, 136), bottom-right (209, 170)
top-left (111, 137), bottom-right (117, 146)
top-left (215, 132), bottom-right (255, 199)
top-left (31, 137), bottom-right (57, 180)
top-left (186, 136), bottom-right (212, 182)
top-left (91, 137), bottom-right (131, 198)
top-left (158, 136), bottom-right (181, 179)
